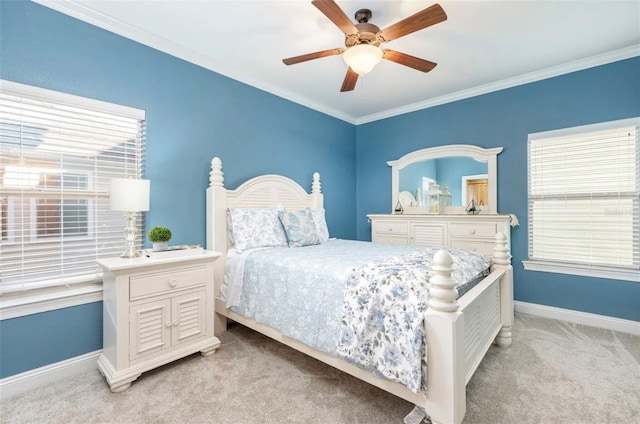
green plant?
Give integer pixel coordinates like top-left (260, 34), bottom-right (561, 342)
top-left (148, 226), bottom-right (172, 243)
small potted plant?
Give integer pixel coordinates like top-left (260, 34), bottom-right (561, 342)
top-left (148, 226), bottom-right (172, 251)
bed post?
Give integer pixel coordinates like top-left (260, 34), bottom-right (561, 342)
top-left (206, 157), bottom-right (228, 335)
top-left (423, 250), bottom-right (465, 424)
top-left (492, 232), bottom-right (513, 347)
top-left (311, 171), bottom-right (323, 209)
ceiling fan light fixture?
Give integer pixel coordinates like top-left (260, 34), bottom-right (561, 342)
top-left (343, 44), bottom-right (382, 76)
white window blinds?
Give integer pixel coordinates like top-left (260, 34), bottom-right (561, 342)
top-left (528, 120), bottom-right (639, 272)
top-left (0, 80), bottom-right (146, 294)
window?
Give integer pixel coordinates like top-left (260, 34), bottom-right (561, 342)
top-left (524, 118), bottom-right (640, 282)
top-left (0, 80), bottom-right (146, 303)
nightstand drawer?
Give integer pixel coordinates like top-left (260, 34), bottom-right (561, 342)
top-left (373, 220), bottom-right (408, 235)
top-left (130, 266), bottom-right (206, 300)
top-left (449, 222), bottom-right (497, 238)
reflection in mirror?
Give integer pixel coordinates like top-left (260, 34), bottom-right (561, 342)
top-left (388, 145), bottom-right (503, 214)
top-left (399, 157), bottom-right (488, 206)
top-left (461, 174), bottom-right (488, 207)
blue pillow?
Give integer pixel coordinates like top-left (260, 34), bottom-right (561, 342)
top-left (278, 208), bottom-right (320, 247)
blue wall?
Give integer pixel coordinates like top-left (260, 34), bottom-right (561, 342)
top-left (356, 57), bottom-right (640, 322)
top-left (0, 1), bottom-right (355, 378)
top-left (1, 0), bottom-right (638, 380)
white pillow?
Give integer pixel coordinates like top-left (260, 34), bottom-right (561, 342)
top-left (311, 208), bottom-right (330, 243)
top-left (228, 208), bottom-right (287, 253)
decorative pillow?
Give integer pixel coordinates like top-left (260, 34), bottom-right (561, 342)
top-left (311, 208), bottom-right (330, 243)
top-left (278, 208), bottom-right (320, 248)
top-left (228, 208), bottom-right (288, 253)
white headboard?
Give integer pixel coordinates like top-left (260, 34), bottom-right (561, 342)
top-left (206, 157), bottom-right (323, 295)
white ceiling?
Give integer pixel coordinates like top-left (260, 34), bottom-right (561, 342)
top-left (36, 1), bottom-right (640, 124)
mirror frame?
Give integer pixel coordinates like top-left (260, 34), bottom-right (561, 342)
top-left (388, 144), bottom-right (503, 214)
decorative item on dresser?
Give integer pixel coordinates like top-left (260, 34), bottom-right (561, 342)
top-left (368, 214), bottom-right (518, 256)
top-left (205, 156), bottom-right (515, 424)
top-left (96, 251), bottom-right (221, 392)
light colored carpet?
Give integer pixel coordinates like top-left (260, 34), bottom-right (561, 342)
top-left (1, 313), bottom-right (638, 424)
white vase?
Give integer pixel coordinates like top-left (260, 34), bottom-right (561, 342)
top-left (152, 242), bottom-right (169, 252)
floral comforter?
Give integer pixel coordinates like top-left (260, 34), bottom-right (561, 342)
top-left (336, 248), bottom-right (491, 393)
top-left (223, 239), bottom-right (491, 393)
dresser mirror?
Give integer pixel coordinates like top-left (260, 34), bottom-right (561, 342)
top-left (388, 145), bottom-right (503, 214)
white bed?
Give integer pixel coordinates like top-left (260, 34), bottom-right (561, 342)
top-left (206, 157), bottom-right (514, 424)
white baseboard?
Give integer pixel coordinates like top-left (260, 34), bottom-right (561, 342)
top-left (0, 349), bottom-right (101, 400)
top-left (515, 301), bottom-right (640, 335)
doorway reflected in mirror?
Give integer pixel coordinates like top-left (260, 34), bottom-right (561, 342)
top-left (462, 174), bottom-right (488, 208)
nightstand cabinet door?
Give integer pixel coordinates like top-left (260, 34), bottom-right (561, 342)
top-left (172, 290), bottom-right (207, 346)
top-left (129, 299), bottom-right (171, 361)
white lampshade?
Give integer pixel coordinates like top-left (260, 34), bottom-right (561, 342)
top-left (343, 44), bottom-right (383, 76)
top-left (110, 178), bottom-right (150, 212)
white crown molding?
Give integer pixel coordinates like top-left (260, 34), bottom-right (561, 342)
top-left (32, 1), bottom-right (639, 125)
top-left (0, 350), bottom-right (101, 400)
top-left (515, 301), bottom-right (640, 335)
top-left (356, 45), bottom-right (640, 124)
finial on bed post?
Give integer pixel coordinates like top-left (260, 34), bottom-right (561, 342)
top-left (312, 172), bottom-right (321, 194)
top-left (492, 232), bottom-right (511, 265)
top-left (210, 157), bottom-right (224, 188)
top-left (428, 250), bottom-right (459, 312)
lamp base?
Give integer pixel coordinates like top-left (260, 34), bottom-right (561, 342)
top-left (120, 248), bottom-right (142, 259)
top-left (120, 212), bottom-right (140, 258)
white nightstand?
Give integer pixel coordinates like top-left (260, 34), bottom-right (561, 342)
top-left (97, 250), bottom-right (221, 392)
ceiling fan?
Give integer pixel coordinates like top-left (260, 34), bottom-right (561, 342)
top-left (282, 0), bottom-right (447, 92)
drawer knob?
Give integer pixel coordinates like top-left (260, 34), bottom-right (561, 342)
top-left (166, 321), bottom-right (173, 328)
top-left (173, 320), bottom-right (179, 327)
top-left (469, 229), bottom-right (476, 235)
top-left (387, 227), bottom-right (393, 231)
top-left (169, 279), bottom-right (177, 287)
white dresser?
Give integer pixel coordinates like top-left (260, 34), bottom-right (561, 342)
top-left (368, 214), bottom-right (516, 256)
top-left (97, 250), bottom-right (221, 392)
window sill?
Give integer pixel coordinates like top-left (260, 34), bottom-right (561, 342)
top-left (0, 283), bottom-right (103, 320)
top-left (522, 260), bottom-right (640, 283)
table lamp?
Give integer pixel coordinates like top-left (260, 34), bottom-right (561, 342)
top-left (110, 177), bottom-right (150, 258)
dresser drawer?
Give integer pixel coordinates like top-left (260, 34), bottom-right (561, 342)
top-left (450, 240), bottom-right (494, 256)
top-left (130, 266), bottom-right (207, 300)
top-left (373, 235), bottom-right (409, 245)
top-left (373, 220), bottom-right (408, 235)
top-left (449, 222), bottom-right (497, 238)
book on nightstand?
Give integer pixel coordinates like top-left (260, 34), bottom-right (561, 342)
top-left (143, 245), bottom-right (204, 258)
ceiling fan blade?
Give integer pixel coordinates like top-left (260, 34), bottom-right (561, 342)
top-left (382, 50), bottom-right (437, 72)
top-left (340, 67), bottom-right (359, 92)
top-left (283, 48), bottom-right (345, 65)
top-left (312, 0), bottom-right (358, 35)
top-left (379, 3), bottom-right (447, 42)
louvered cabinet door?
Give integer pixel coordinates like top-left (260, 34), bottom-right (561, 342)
top-left (411, 223), bottom-right (447, 247)
top-left (129, 299), bottom-right (171, 361)
top-left (171, 291), bottom-right (206, 346)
